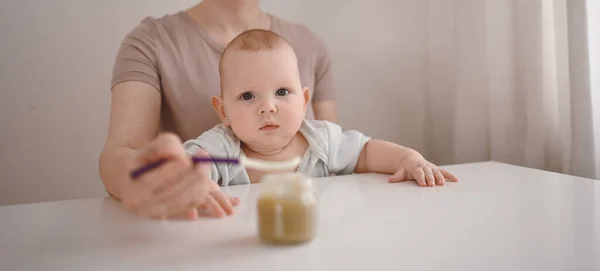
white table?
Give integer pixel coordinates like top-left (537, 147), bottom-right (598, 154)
top-left (1, 161), bottom-right (599, 271)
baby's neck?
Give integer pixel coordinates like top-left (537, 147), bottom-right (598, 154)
top-left (241, 133), bottom-right (307, 160)
top-left (242, 145), bottom-right (286, 157)
top-left (242, 133), bottom-right (308, 183)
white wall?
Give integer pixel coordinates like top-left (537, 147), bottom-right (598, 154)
top-left (1, 0), bottom-right (430, 205)
top-left (0, 0), bottom-right (197, 205)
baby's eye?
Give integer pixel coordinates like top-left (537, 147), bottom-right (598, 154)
top-left (239, 92), bottom-right (255, 100)
top-left (275, 88), bottom-right (290, 96)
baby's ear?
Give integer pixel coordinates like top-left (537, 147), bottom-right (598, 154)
top-left (302, 87), bottom-right (310, 109)
top-left (211, 96), bottom-right (230, 126)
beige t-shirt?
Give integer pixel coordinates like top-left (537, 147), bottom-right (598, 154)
top-left (111, 11), bottom-right (336, 141)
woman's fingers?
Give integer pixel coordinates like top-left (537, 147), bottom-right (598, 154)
top-left (134, 158), bottom-right (189, 194)
top-left (183, 208), bottom-right (200, 220)
top-left (119, 133), bottom-right (243, 220)
top-left (208, 190), bottom-right (235, 216)
top-left (229, 196), bottom-right (241, 206)
top-left (204, 194), bottom-right (227, 218)
top-left (135, 171), bottom-right (206, 218)
top-left (135, 133), bottom-right (188, 165)
top-left (123, 133), bottom-right (192, 208)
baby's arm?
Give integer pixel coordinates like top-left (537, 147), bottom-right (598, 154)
top-left (354, 139), bottom-right (420, 174)
top-left (319, 119), bottom-right (457, 185)
top-left (355, 139), bottom-right (458, 186)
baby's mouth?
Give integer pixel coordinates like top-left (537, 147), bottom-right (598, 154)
top-left (259, 124), bottom-right (280, 131)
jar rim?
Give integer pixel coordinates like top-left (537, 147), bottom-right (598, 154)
top-left (259, 172), bottom-right (314, 194)
top-left (261, 172), bottom-right (307, 182)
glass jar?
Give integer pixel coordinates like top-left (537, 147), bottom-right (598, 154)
top-left (257, 172), bottom-right (318, 245)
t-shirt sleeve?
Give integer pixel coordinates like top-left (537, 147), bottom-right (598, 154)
top-left (182, 126), bottom-right (239, 185)
top-left (305, 27), bottom-right (336, 102)
top-left (182, 138), bottom-right (221, 184)
top-left (110, 17), bottom-right (161, 92)
top-left (324, 121), bottom-right (371, 175)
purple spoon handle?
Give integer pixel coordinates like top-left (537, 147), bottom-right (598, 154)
top-left (130, 156), bottom-right (239, 180)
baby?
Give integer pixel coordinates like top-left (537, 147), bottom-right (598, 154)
top-left (183, 29), bottom-right (458, 187)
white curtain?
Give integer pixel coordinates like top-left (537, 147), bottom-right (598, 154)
top-left (422, 0), bottom-right (598, 179)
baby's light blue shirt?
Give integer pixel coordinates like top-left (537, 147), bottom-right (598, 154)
top-left (182, 119), bottom-right (371, 186)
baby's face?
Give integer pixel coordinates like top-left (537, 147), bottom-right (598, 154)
top-left (215, 45), bottom-right (309, 152)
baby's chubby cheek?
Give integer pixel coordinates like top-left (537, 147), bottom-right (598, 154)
top-left (229, 121), bottom-right (256, 137)
top-left (227, 110), bottom-right (255, 126)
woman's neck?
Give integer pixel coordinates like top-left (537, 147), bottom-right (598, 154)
top-left (187, 0), bottom-right (269, 34)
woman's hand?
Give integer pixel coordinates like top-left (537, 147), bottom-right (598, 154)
top-left (118, 133), bottom-right (239, 219)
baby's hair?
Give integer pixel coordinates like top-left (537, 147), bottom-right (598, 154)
top-left (218, 29), bottom-right (292, 92)
top-left (223, 28), bottom-right (287, 52)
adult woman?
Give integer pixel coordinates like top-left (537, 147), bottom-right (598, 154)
top-left (99, 0), bottom-right (337, 219)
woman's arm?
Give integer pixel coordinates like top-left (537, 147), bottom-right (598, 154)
top-left (313, 100), bottom-right (337, 122)
top-left (99, 81), bottom-right (240, 218)
top-left (100, 17), bottom-right (163, 200)
top-left (98, 81), bottom-right (161, 199)
top-left (304, 25), bottom-right (338, 122)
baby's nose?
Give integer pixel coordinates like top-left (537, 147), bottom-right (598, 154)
top-left (259, 99), bottom-right (278, 114)
top-left (259, 107), bottom-right (277, 114)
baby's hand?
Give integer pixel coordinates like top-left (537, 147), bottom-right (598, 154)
top-left (388, 151), bottom-right (459, 187)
